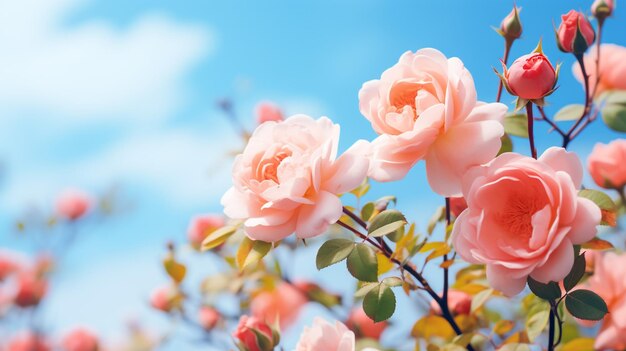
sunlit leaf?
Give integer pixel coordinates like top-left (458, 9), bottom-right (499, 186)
top-left (201, 225), bottom-right (237, 251)
top-left (315, 239), bottom-right (355, 270)
top-left (504, 113), bottom-right (529, 138)
top-left (347, 243), bottom-right (379, 282)
top-left (236, 237), bottom-right (272, 270)
top-left (554, 104), bottom-right (585, 121)
top-left (363, 283), bottom-right (396, 322)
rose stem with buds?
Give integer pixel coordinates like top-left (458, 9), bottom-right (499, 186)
top-left (563, 56), bottom-right (591, 148)
top-left (496, 38), bottom-right (514, 103)
top-left (525, 102), bottom-right (538, 159)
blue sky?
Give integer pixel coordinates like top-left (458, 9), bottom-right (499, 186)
top-left (0, 0), bottom-right (624, 349)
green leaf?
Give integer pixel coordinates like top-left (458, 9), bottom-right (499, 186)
top-left (360, 202), bottom-right (375, 222)
top-left (601, 90), bottom-right (626, 132)
top-left (527, 276), bottom-right (561, 301)
top-left (554, 104), bottom-right (585, 121)
top-left (350, 178), bottom-right (371, 198)
top-left (471, 288), bottom-right (493, 312)
top-left (498, 133), bottom-right (513, 155)
top-left (504, 113), bottom-right (529, 138)
top-left (315, 239), bottom-right (355, 270)
top-left (368, 210), bottom-right (406, 234)
top-left (347, 243), bottom-right (379, 282)
top-left (563, 252), bottom-right (586, 291)
top-left (579, 189), bottom-right (617, 211)
top-left (201, 225), bottom-right (237, 251)
top-left (354, 282), bottom-right (378, 298)
top-left (236, 237), bottom-right (272, 270)
top-left (363, 283), bottom-right (396, 322)
top-left (526, 309), bottom-right (550, 341)
top-left (381, 276), bottom-right (403, 287)
top-left (565, 289), bottom-right (609, 321)
top-left (368, 220), bottom-right (406, 238)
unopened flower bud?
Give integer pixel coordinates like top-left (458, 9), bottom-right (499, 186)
top-left (592, 0), bottom-right (614, 21)
top-left (501, 43), bottom-right (557, 101)
top-left (500, 6), bottom-right (523, 40)
top-left (557, 10), bottom-right (595, 55)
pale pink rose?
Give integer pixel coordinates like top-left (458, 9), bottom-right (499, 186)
top-left (592, 0), bottom-right (615, 19)
top-left (61, 328), bottom-right (99, 351)
top-left (198, 306), bottom-right (220, 330)
top-left (449, 197), bottom-right (468, 218)
top-left (573, 44), bottom-right (626, 97)
top-left (505, 53), bottom-right (556, 100)
top-left (452, 148), bottom-right (601, 296)
top-left (587, 139), bottom-right (626, 189)
top-left (580, 252), bottom-right (626, 350)
top-left (429, 290), bottom-right (472, 315)
top-left (6, 332), bottom-right (50, 351)
top-left (358, 49), bottom-right (506, 196)
top-left (251, 282), bottom-right (307, 329)
top-left (255, 102), bottom-right (284, 124)
top-left (221, 115), bottom-right (370, 241)
top-left (557, 10), bottom-right (595, 54)
top-left (232, 315), bottom-right (274, 351)
top-left (295, 318), bottom-right (355, 351)
top-left (345, 307), bottom-right (388, 340)
top-left (149, 286), bottom-right (176, 312)
top-left (187, 214), bottom-right (225, 249)
top-left (0, 255), bottom-right (20, 281)
top-left (56, 189), bottom-right (91, 220)
top-left (14, 272), bottom-right (48, 307)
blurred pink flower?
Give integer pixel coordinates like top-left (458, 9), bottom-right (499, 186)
top-left (61, 328), bottom-right (99, 351)
top-left (6, 332), bottom-right (50, 351)
top-left (358, 48), bottom-right (506, 196)
top-left (56, 189), bottom-right (91, 220)
top-left (345, 307), bottom-right (388, 340)
top-left (221, 115), bottom-right (370, 241)
top-left (187, 214), bottom-right (225, 250)
top-left (452, 148), bottom-right (601, 296)
top-left (557, 10), bottom-right (595, 54)
top-left (573, 44), bottom-right (626, 97)
top-left (198, 306), bottom-right (220, 330)
top-left (505, 53), bottom-right (556, 100)
top-left (149, 286), bottom-right (175, 312)
top-left (14, 272), bottom-right (48, 308)
top-left (430, 289), bottom-right (472, 316)
top-left (592, 0), bottom-right (615, 19)
top-left (449, 197), bottom-right (468, 218)
top-left (251, 282), bottom-right (307, 329)
top-left (255, 102), bottom-right (284, 124)
top-left (0, 254), bottom-right (20, 281)
top-left (232, 315), bottom-right (274, 351)
top-left (587, 139), bottom-right (626, 189)
top-left (295, 318), bottom-right (355, 351)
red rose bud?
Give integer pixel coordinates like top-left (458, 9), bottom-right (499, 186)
top-left (345, 307), bottom-right (388, 340)
top-left (557, 10), bottom-right (595, 55)
top-left (149, 285), bottom-right (181, 313)
top-left (61, 328), bottom-right (99, 351)
top-left (592, 0), bottom-right (614, 21)
top-left (232, 315), bottom-right (277, 351)
top-left (502, 46), bottom-right (557, 101)
top-left (499, 6), bottom-right (522, 40)
top-left (14, 273), bottom-right (48, 308)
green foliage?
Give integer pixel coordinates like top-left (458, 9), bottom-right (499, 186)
top-left (315, 239), bottom-right (355, 270)
top-left (527, 276), bottom-right (561, 301)
top-left (347, 243), bottom-right (379, 282)
top-left (363, 283), bottom-right (396, 322)
top-left (601, 90), bottom-right (626, 132)
top-left (563, 252), bottom-right (586, 291)
top-left (565, 289), bottom-right (609, 321)
top-left (504, 113), bottom-right (529, 138)
top-left (554, 104), bottom-right (585, 121)
top-left (368, 209), bottom-right (406, 238)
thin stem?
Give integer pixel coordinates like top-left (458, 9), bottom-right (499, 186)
top-left (618, 186), bottom-right (626, 208)
top-left (563, 56), bottom-right (592, 148)
top-left (442, 198), bottom-right (451, 306)
top-left (548, 303), bottom-right (556, 351)
top-left (525, 103), bottom-right (538, 159)
top-left (554, 304), bottom-right (564, 347)
top-left (496, 39), bottom-right (514, 103)
top-left (342, 206), bottom-right (368, 229)
top-left (536, 106), bottom-right (566, 137)
top-left (591, 21), bottom-right (604, 99)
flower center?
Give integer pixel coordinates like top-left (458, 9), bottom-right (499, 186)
top-left (389, 80), bottom-right (439, 120)
top-left (496, 195), bottom-right (544, 242)
top-left (257, 149), bottom-right (292, 183)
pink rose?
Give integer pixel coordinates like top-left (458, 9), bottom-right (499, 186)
top-left (149, 286), bottom-right (177, 312)
top-left (187, 214), bottom-right (225, 250)
top-left (255, 102), bottom-right (284, 124)
top-left (588, 139), bottom-right (626, 189)
top-left (452, 148), bottom-right (601, 296)
top-left (232, 315), bottom-right (275, 351)
top-left (198, 306), bottom-right (220, 330)
top-left (295, 318), bottom-right (355, 351)
top-left (0, 255), bottom-right (20, 281)
top-left (7, 332), bottom-right (50, 351)
top-left (221, 115), bottom-right (370, 241)
top-left (500, 6), bottom-right (522, 40)
top-left (580, 252), bottom-right (626, 350)
top-left (449, 197), bottom-right (468, 218)
top-left (14, 272), bottom-right (48, 307)
top-left (345, 307), bottom-right (388, 340)
top-left (557, 10), bottom-right (595, 54)
top-left (430, 289), bottom-right (472, 316)
top-left (61, 328), bottom-right (99, 351)
top-left (56, 189), bottom-right (91, 220)
top-left (251, 282), bottom-right (307, 329)
top-left (592, 0), bottom-right (615, 19)
top-left (358, 49), bottom-right (506, 196)
top-left (505, 53), bottom-right (556, 100)
top-left (573, 44), bottom-right (626, 98)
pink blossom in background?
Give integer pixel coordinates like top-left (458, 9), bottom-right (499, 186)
top-left (295, 318), bottom-right (355, 351)
top-left (573, 44), bottom-right (626, 97)
top-left (13, 272), bottom-right (48, 308)
top-left (221, 115), bottom-right (370, 241)
top-left (251, 282), bottom-right (307, 329)
top-left (6, 332), bottom-right (50, 351)
top-left (592, 0), bottom-right (615, 18)
top-left (345, 307), bottom-right (388, 340)
top-left (505, 52), bottom-right (556, 100)
top-left (430, 289), bottom-right (472, 316)
top-left (61, 328), bottom-right (99, 351)
top-left (580, 252), bottom-right (626, 350)
top-left (587, 139), bottom-right (626, 189)
top-left (149, 286), bottom-right (175, 312)
top-left (557, 10), bottom-right (595, 53)
top-left (56, 189), bottom-right (92, 221)
top-left (358, 48), bottom-right (506, 196)
top-left (452, 148), bottom-right (601, 296)
top-left (232, 315), bottom-right (274, 351)
top-left (187, 214), bottom-right (225, 249)
top-left (198, 306), bottom-right (220, 330)
top-left (0, 255), bottom-right (20, 281)
top-left (255, 101), bottom-right (284, 124)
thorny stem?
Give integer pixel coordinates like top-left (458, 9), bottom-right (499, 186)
top-left (496, 39), bottom-right (513, 103)
top-left (525, 103), bottom-right (538, 159)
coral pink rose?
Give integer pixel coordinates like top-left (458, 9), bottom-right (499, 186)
top-left (0, 255), bottom-right (20, 281)
top-left (221, 115), bottom-right (370, 241)
top-left (198, 306), bottom-right (220, 330)
top-left (505, 53), bottom-right (557, 100)
top-left (557, 10), bottom-right (595, 54)
top-left (452, 148), bottom-right (601, 296)
top-left (56, 189), bottom-right (91, 220)
top-left (449, 197), bottom-right (468, 218)
top-left (251, 282), bottom-right (307, 329)
top-left (345, 307), bottom-right (388, 340)
top-left (7, 332), bottom-right (50, 351)
top-left (430, 290), bottom-right (472, 316)
top-left (187, 214), bottom-right (225, 250)
top-left (61, 328), bottom-right (99, 351)
top-left (255, 102), bottom-right (284, 124)
top-left (580, 252), bottom-right (626, 350)
top-left (232, 315), bottom-right (275, 351)
top-left (573, 44), bottom-right (626, 98)
top-left (358, 49), bottom-right (506, 196)
top-left (592, 0), bottom-right (614, 19)
top-left (14, 272), bottom-right (48, 307)
top-left (295, 318), bottom-right (355, 351)
top-left (587, 139), bottom-right (626, 189)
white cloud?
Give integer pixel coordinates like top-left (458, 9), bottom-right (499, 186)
top-left (0, 0), bottom-right (212, 123)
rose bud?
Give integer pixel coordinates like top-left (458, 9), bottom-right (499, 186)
top-left (430, 290), bottom-right (472, 315)
top-left (587, 139), bottom-right (626, 189)
top-left (232, 315), bottom-right (276, 351)
top-left (345, 307), bottom-right (388, 340)
top-left (6, 332), bottom-right (50, 351)
top-left (449, 197), bottom-right (468, 218)
top-left (14, 272), bottom-right (48, 308)
top-left (149, 285), bottom-right (180, 313)
top-left (592, 0), bottom-right (614, 21)
top-left (499, 6), bottom-right (522, 41)
top-left (255, 101), bottom-right (284, 124)
top-left (61, 328), bottom-right (99, 351)
top-left (186, 214), bottom-right (225, 250)
top-left (499, 42), bottom-right (558, 102)
top-left (556, 10), bottom-right (595, 55)
top-left (56, 189), bottom-right (92, 221)
top-left (198, 306), bottom-right (220, 330)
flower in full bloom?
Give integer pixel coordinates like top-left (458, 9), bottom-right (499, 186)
top-left (255, 101), bottom-right (284, 124)
top-left (345, 307), bottom-right (388, 340)
top-left (573, 44), bottom-right (626, 98)
top-left (251, 282), bottom-right (307, 329)
top-left (221, 115), bottom-right (370, 241)
top-left (232, 315), bottom-right (275, 351)
top-left (452, 148), bottom-right (601, 296)
top-left (359, 48), bottom-right (506, 196)
top-left (56, 189), bottom-right (91, 220)
top-left (295, 318), bottom-right (355, 351)
top-left (187, 214), bottom-right (225, 250)
top-left (61, 328), bottom-right (99, 351)
top-left (588, 139), bottom-right (626, 189)
top-left (556, 10), bottom-right (595, 55)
